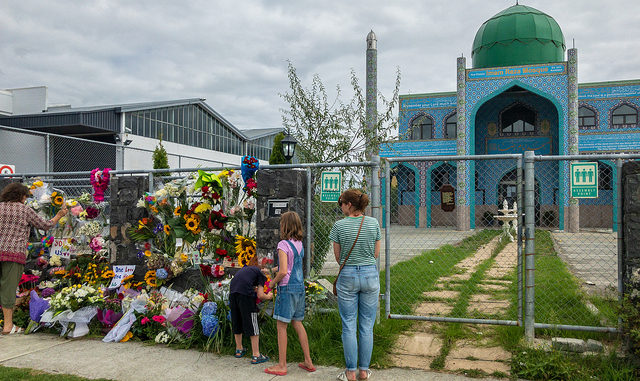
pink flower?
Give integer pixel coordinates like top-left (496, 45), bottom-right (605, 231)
top-left (152, 315), bottom-right (166, 324)
top-left (70, 205), bottom-right (84, 216)
top-left (141, 317), bottom-right (150, 325)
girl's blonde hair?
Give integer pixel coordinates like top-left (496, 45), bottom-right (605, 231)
top-left (280, 211), bottom-right (304, 240)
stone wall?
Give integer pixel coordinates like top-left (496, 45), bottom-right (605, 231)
top-left (255, 169), bottom-right (307, 268)
top-left (109, 176), bottom-right (149, 279)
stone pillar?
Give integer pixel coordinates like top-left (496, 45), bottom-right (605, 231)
top-left (256, 169), bottom-right (307, 274)
top-left (456, 56), bottom-right (470, 230)
top-left (109, 176), bottom-right (149, 279)
top-left (566, 48), bottom-right (580, 232)
top-left (622, 161), bottom-right (640, 354)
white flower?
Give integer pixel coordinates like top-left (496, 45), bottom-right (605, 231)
top-left (136, 199), bottom-right (146, 208)
top-left (50, 255), bottom-right (62, 267)
top-left (155, 188), bottom-right (168, 198)
top-left (225, 222), bottom-right (236, 232)
top-left (243, 197), bottom-right (256, 210)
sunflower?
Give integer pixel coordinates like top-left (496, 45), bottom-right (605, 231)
top-left (185, 215), bottom-right (201, 234)
top-left (144, 250), bottom-right (152, 257)
top-left (51, 191), bottom-right (64, 207)
top-left (234, 235), bottom-right (256, 256)
top-left (245, 246), bottom-right (256, 258)
top-left (163, 225), bottom-right (171, 235)
top-left (180, 253), bottom-right (189, 263)
top-left (174, 206), bottom-right (181, 216)
top-left (144, 270), bottom-right (157, 287)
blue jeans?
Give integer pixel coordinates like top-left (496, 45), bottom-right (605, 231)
top-left (336, 265), bottom-right (379, 371)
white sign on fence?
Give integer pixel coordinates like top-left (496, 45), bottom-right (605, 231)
top-left (51, 238), bottom-right (73, 259)
top-left (108, 265), bottom-right (136, 289)
top-left (0, 164), bottom-right (15, 175)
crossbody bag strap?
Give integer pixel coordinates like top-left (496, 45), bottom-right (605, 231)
top-left (337, 215), bottom-right (365, 277)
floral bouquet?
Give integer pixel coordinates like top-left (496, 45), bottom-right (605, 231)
top-left (305, 278), bottom-right (328, 315)
top-left (41, 284), bottom-right (104, 338)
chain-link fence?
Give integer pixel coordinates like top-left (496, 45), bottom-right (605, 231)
top-left (4, 151), bottom-right (640, 340)
top-left (382, 155), bottom-right (524, 328)
top-left (0, 125), bottom-right (234, 176)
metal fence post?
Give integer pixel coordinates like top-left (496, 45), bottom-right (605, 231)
top-left (148, 172), bottom-right (154, 194)
top-left (384, 159), bottom-right (391, 318)
top-left (45, 134), bottom-right (50, 172)
top-left (371, 155), bottom-right (382, 323)
top-left (616, 158), bottom-right (624, 331)
top-left (517, 155), bottom-right (524, 326)
top-left (524, 151), bottom-right (536, 341)
top-left (306, 167), bottom-right (312, 278)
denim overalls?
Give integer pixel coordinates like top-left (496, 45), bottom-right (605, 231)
top-left (272, 240), bottom-right (306, 323)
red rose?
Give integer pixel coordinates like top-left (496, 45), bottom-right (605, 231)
top-left (199, 264), bottom-right (212, 277)
top-left (216, 248), bottom-right (227, 256)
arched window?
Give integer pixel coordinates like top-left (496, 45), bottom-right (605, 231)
top-left (410, 115), bottom-right (433, 140)
top-left (445, 113), bottom-right (457, 139)
top-left (578, 106), bottom-right (596, 129)
top-left (431, 163), bottom-right (455, 191)
top-left (611, 104), bottom-right (638, 128)
top-left (501, 104), bottom-right (535, 134)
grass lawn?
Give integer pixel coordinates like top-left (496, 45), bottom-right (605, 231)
top-left (0, 366), bottom-right (112, 381)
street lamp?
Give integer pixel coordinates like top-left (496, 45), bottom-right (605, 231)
top-left (281, 133), bottom-right (297, 164)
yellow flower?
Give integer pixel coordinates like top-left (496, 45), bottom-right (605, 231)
top-left (194, 203), bottom-right (212, 213)
top-left (185, 215), bottom-right (201, 234)
top-left (180, 253), bottom-right (188, 263)
top-left (138, 220), bottom-right (146, 230)
top-left (144, 250), bottom-right (152, 257)
top-left (235, 235), bottom-right (256, 255)
top-left (120, 331), bottom-right (133, 342)
top-left (150, 206), bottom-right (159, 214)
top-left (102, 270), bottom-right (115, 279)
top-left (163, 225), bottom-right (171, 235)
top-left (144, 270), bottom-right (157, 287)
top-left (174, 206), bottom-right (181, 216)
top-left (51, 191), bottom-right (64, 207)
top-left (66, 199), bottom-right (78, 207)
top-left (33, 180), bottom-right (44, 188)
top-left (219, 170), bottom-right (232, 178)
top-left (79, 211), bottom-right (88, 218)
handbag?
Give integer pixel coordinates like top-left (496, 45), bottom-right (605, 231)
top-left (333, 216), bottom-right (365, 296)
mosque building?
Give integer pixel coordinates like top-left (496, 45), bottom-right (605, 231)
top-left (379, 3), bottom-right (640, 232)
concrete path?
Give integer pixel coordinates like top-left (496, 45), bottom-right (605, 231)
top-left (0, 334), bottom-right (505, 381)
top-left (550, 230), bottom-right (618, 296)
top-left (321, 226), bottom-right (474, 276)
top-left (390, 236), bottom-right (516, 376)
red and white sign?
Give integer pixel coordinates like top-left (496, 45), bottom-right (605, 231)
top-left (0, 164), bottom-right (15, 175)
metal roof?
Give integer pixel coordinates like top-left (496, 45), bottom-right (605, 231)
top-left (241, 128), bottom-right (283, 140)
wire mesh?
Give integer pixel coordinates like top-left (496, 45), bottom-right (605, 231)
top-left (385, 157), bottom-right (521, 323)
top-left (532, 158), bottom-right (619, 329)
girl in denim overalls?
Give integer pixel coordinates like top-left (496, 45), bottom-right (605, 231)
top-left (264, 211), bottom-right (315, 376)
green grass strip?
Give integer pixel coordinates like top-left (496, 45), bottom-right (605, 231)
top-left (0, 366), bottom-right (113, 381)
top-left (431, 235), bottom-right (510, 369)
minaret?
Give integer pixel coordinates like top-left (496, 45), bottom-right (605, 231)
top-left (366, 30), bottom-right (377, 156)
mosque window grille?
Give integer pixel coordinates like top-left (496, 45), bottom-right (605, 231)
top-left (409, 114), bottom-right (434, 140)
top-left (431, 163), bottom-right (455, 192)
top-left (499, 103), bottom-right (537, 135)
top-left (578, 105), bottom-right (597, 130)
top-left (611, 103), bottom-right (638, 128)
top-left (445, 113), bottom-right (457, 139)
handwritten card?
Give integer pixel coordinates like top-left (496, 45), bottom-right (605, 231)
top-left (108, 265), bottom-right (136, 289)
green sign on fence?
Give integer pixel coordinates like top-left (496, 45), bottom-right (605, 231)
top-left (571, 162), bottom-right (598, 198)
top-left (321, 171), bottom-right (342, 202)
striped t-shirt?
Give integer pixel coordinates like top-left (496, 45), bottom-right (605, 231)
top-left (329, 215), bottom-right (381, 266)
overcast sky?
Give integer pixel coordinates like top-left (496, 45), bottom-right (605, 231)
top-left (2, 0), bottom-right (640, 132)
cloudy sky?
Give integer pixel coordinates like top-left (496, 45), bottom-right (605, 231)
top-left (2, 0), bottom-right (640, 132)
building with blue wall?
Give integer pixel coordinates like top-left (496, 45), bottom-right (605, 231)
top-left (381, 4), bottom-right (640, 232)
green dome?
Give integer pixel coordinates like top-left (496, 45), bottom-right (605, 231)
top-left (472, 4), bottom-right (565, 69)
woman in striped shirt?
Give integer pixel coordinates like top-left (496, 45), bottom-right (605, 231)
top-left (330, 189), bottom-right (381, 381)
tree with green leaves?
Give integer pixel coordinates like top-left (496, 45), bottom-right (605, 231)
top-left (152, 139), bottom-right (170, 177)
top-left (280, 61), bottom-right (401, 274)
top-left (269, 132), bottom-right (286, 164)
top-left (280, 61), bottom-right (400, 168)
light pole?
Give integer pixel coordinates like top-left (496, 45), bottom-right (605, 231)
top-left (281, 133), bottom-right (298, 164)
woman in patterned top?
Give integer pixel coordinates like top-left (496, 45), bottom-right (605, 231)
top-left (0, 183), bottom-right (67, 334)
top-left (330, 189), bottom-right (381, 381)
